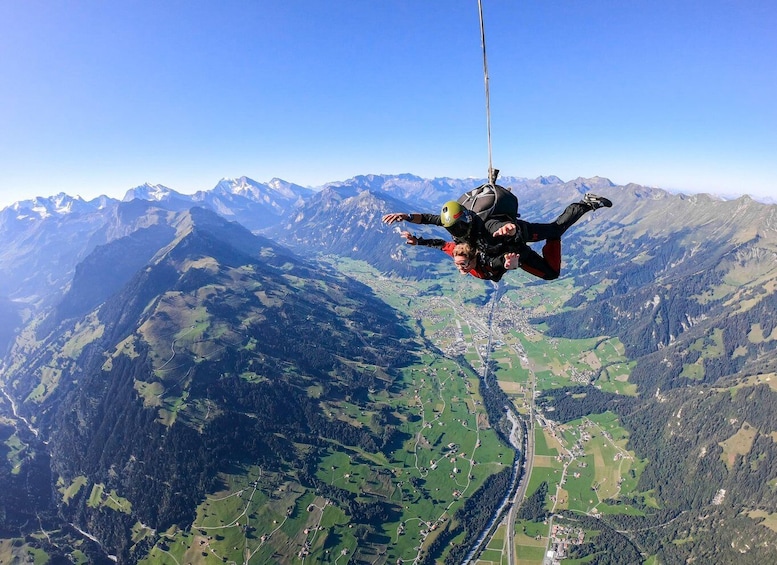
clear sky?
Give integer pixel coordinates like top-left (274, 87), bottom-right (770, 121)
top-left (1, 0), bottom-right (775, 208)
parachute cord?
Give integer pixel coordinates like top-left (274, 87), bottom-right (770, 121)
top-left (478, 0), bottom-right (498, 185)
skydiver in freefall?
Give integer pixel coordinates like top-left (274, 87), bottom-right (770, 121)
top-left (383, 193), bottom-right (612, 281)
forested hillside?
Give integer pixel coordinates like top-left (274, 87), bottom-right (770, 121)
top-left (1, 206), bottom-right (417, 561)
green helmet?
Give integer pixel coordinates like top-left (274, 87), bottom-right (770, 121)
top-left (440, 200), bottom-right (472, 237)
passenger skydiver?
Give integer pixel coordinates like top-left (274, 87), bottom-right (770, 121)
top-left (398, 232), bottom-right (520, 282)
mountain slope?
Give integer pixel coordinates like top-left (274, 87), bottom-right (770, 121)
top-left (273, 183), bottom-right (459, 278)
top-left (533, 187), bottom-right (777, 391)
top-left (2, 206), bottom-right (419, 562)
top-left (0, 177), bottom-right (314, 320)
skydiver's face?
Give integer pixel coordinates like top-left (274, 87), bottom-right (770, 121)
top-left (454, 256), bottom-right (474, 273)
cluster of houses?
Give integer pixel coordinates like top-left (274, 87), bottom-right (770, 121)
top-left (545, 523), bottom-right (586, 564)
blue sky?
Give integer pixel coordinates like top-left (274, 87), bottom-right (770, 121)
top-left (1, 0), bottom-right (775, 208)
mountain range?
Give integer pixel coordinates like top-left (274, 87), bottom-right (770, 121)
top-left (1, 173), bottom-right (776, 563)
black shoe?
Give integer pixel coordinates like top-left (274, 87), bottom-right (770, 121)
top-left (582, 193), bottom-right (612, 210)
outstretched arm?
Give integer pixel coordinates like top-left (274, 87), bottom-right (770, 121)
top-left (400, 230), bottom-right (418, 245)
top-left (383, 213), bottom-right (444, 226)
top-left (383, 212), bottom-right (421, 225)
top-left (400, 231), bottom-right (447, 249)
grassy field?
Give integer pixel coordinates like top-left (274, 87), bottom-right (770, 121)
top-left (3, 430), bottom-right (27, 474)
top-left (0, 538), bottom-right (52, 564)
top-left (514, 520), bottom-right (549, 565)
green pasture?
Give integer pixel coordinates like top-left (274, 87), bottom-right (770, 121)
top-left (62, 314), bottom-right (105, 359)
top-left (510, 325), bottom-right (636, 395)
top-left (0, 538), bottom-right (53, 565)
top-left (537, 413), bottom-right (649, 517)
top-left (515, 543), bottom-right (547, 565)
top-left (748, 509), bottom-right (777, 534)
top-left (503, 277), bottom-right (576, 314)
top-left (679, 361), bottom-right (704, 380)
top-left (678, 328), bottom-right (726, 382)
top-left (517, 519), bottom-right (548, 540)
top-left (479, 547), bottom-right (507, 564)
top-left (526, 466), bottom-right (562, 499)
top-left (4, 431), bottom-right (27, 474)
top-left (720, 422), bottom-right (758, 470)
top-left (597, 360), bottom-right (638, 395)
top-left (583, 414), bottom-right (644, 498)
top-left (586, 412), bottom-right (630, 444)
top-left (514, 519), bottom-right (549, 565)
top-left (133, 380), bottom-right (164, 407)
top-left (142, 467), bottom-right (341, 565)
top-left (87, 483), bottom-right (132, 514)
top-left (25, 365), bottom-right (62, 404)
top-left (559, 460), bottom-right (598, 513)
top-left (59, 475), bottom-right (88, 503)
top-left (477, 523), bottom-right (508, 565)
top-left (534, 369), bottom-right (568, 390)
top-left (131, 522), bottom-right (155, 544)
top-left (534, 427), bottom-right (560, 457)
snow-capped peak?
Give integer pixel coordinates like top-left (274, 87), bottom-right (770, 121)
top-left (214, 177), bottom-right (261, 197)
top-left (9, 192), bottom-right (85, 220)
top-left (122, 183), bottom-right (177, 202)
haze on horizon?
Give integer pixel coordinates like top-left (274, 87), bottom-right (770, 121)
top-left (1, 1), bottom-right (775, 209)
